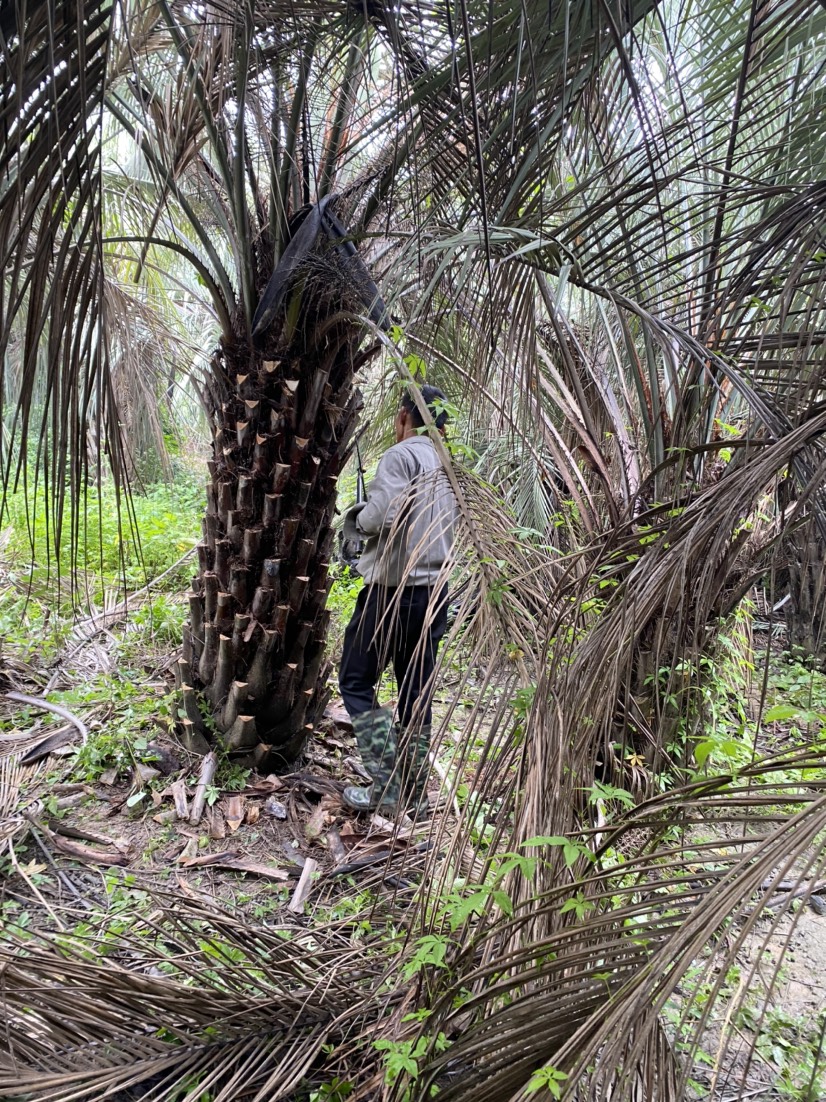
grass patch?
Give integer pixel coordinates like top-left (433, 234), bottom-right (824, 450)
top-left (1, 473), bottom-right (204, 614)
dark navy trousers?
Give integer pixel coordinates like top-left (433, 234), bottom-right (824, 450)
top-left (338, 584), bottom-right (448, 726)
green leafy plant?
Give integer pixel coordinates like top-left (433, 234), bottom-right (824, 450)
top-left (525, 1066), bottom-right (569, 1098)
top-left (402, 934), bottom-right (451, 980)
top-left (373, 1033), bottom-right (449, 1090)
top-left (309, 1079), bottom-right (353, 1102)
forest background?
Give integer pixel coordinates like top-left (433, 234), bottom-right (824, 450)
top-left (1, 0), bottom-right (825, 1099)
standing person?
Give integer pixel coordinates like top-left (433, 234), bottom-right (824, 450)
top-left (338, 386), bottom-right (458, 815)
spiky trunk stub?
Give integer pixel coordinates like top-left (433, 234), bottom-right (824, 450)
top-left (176, 243), bottom-right (378, 770)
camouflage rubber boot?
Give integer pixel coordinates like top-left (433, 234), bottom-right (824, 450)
top-left (400, 725), bottom-right (432, 819)
top-left (342, 707), bottom-right (401, 813)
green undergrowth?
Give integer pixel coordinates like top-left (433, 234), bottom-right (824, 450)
top-left (325, 564), bottom-right (363, 651)
top-left (765, 658), bottom-right (826, 732)
top-left (0, 473), bottom-right (202, 669)
top-left (0, 473), bottom-right (203, 785)
top-left (1, 471), bottom-right (203, 616)
top-left (637, 608), bottom-right (826, 789)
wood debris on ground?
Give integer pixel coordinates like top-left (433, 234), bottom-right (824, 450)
top-left (0, 695), bottom-right (435, 917)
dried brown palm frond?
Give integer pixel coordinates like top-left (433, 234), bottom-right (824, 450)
top-left (408, 751), bottom-right (826, 1102)
top-left (0, 0), bottom-right (123, 556)
top-left (2, 2), bottom-right (826, 1101)
top-left (0, 889), bottom-right (387, 1102)
top-left (101, 276), bottom-right (197, 482)
top-left (312, 419), bottom-right (820, 1102)
top-left (3, 409), bottom-right (826, 1102)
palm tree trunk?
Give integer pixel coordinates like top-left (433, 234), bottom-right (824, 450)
top-left (178, 238), bottom-right (378, 769)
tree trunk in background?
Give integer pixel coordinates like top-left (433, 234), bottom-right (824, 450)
top-left (177, 235), bottom-right (377, 770)
top-left (782, 524), bottom-right (826, 666)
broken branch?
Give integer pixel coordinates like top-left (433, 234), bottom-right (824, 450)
top-left (189, 752), bottom-right (218, 826)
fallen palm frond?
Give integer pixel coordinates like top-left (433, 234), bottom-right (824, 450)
top-left (4, 741), bottom-right (826, 1100)
top-left (0, 899), bottom-right (384, 1102)
top-left (413, 756), bottom-right (826, 1101)
top-left (2, 0), bottom-right (825, 1099)
top-left (5, 400), bottom-right (825, 1100)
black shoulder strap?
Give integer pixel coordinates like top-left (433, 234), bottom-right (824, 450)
top-left (355, 439), bottom-right (366, 503)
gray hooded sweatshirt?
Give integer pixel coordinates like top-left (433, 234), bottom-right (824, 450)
top-left (342, 435), bottom-right (457, 587)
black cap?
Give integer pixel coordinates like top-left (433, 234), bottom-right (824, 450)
top-left (400, 385), bottom-right (450, 429)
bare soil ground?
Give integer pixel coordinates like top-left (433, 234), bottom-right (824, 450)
top-left (681, 910), bottom-right (826, 1101)
top-left (1, 707), bottom-right (444, 927)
